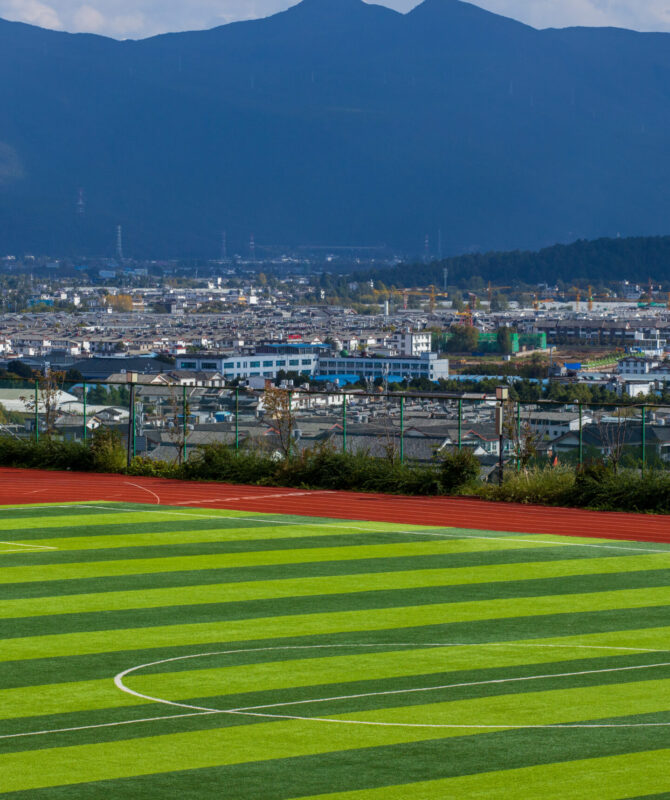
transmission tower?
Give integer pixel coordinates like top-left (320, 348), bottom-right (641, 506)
top-left (76, 188), bottom-right (85, 217)
top-left (116, 225), bottom-right (124, 262)
top-left (423, 234), bottom-right (430, 264)
top-left (221, 230), bottom-right (228, 261)
top-left (249, 234), bottom-right (256, 262)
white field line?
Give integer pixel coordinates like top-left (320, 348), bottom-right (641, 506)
top-left (68, 504), bottom-right (670, 555)
top-left (0, 541), bottom-right (58, 553)
top-left (113, 643), bottom-right (670, 731)
top-left (3, 642), bottom-right (670, 742)
top-left (4, 501), bottom-right (670, 556)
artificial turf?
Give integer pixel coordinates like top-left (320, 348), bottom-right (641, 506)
top-left (1, 501), bottom-right (670, 797)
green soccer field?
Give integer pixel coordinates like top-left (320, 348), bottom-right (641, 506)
top-left (2, 501), bottom-right (670, 798)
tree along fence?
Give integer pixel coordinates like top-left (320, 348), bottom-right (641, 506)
top-left (0, 377), bottom-right (666, 475)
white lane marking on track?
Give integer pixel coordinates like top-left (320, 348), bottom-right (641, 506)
top-left (113, 643), bottom-right (670, 730)
top-left (174, 492), bottom-right (337, 505)
top-left (124, 483), bottom-right (161, 505)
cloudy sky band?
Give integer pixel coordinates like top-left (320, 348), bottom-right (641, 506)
top-left (1, 0), bottom-right (669, 40)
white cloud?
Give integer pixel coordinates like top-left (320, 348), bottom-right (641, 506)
top-left (72, 3), bottom-right (104, 30)
top-left (2, 0), bottom-right (62, 29)
top-left (1, 0), bottom-right (670, 38)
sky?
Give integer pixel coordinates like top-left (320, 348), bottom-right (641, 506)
top-left (1, 0), bottom-right (670, 39)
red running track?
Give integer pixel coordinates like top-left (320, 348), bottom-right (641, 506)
top-left (0, 467), bottom-right (669, 544)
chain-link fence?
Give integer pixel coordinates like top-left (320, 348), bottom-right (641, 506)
top-left (0, 377), bottom-right (667, 477)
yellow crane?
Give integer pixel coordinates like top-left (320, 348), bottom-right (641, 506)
top-left (569, 287), bottom-right (582, 311)
top-left (373, 286), bottom-right (448, 312)
top-left (486, 283), bottom-right (512, 303)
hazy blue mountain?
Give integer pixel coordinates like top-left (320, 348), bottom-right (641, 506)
top-left (1, 0), bottom-right (670, 258)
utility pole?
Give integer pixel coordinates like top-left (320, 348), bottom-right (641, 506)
top-left (116, 225), bottom-right (124, 262)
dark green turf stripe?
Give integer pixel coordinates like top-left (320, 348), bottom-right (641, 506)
top-left (171, 658), bottom-right (670, 716)
top-left (0, 532), bottom-right (442, 567)
top-left (7, 714), bottom-right (670, 800)
top-left (4, 607), bottom-right (670, 690)
top-left (0, 517), bottom-right (325, 541)
top-left (628, 795), bottom-right (670, 799)
top-left (0, 546), bottom-right (638, 601)
top-left (7, 568), bottom-right (670, 627)
top-left (6, 569), bottom-right (670, 638)
top-left (3, 650), bottom-right (668, 746)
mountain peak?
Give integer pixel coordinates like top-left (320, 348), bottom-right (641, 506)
top-left (408, 0), bottom-right (533, 31)
top-left (286, 0), bottom-right (367, 16)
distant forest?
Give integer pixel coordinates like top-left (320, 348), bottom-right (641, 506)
top-left (354, 236), bottom-right (670, 288)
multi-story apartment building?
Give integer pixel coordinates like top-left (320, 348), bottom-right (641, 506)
top-left (317, 352), bottom-right (449, 382)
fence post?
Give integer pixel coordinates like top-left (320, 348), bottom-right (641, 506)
top-left (126, 380), bottom-right (135, 469)
top-left (458, 398), bottom-right (463, 451)
top-left (235, 388), bottom-right (240, 451)
top-left (182, 385), bottom-right (188, 462)
top-left (516, 401), bottom-right (521, 472)
top-left (578, 402), bottom-right (583, 467)
top-left (342, 393), bottom-right (347, 453)
top-left (34, 379), bottom-right (39, 443)
top-left (400, 396), bottom-right (405, 463)
top-left (641, 405), bottom-right (646, 472)
top-left (83, 382), bottom-right (87, 444)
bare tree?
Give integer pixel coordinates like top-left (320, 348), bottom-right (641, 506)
top-left (503, 400), bottom-right (541, 471)
top-left (262, 387), bottom-right (295, 458)
top-left (594, 407), bottom-right (634, 472)
top-left (21, 369), bottom-right (66, 437)
top-left (166, 384), bottom-right (190, 465)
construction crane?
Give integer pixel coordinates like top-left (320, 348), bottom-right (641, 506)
top-left (373, 286), bottom-right (448, 312)
top-left (486, 284), bottom-right (512, 303)
top-left (569, 287), bottom-right (582, 311)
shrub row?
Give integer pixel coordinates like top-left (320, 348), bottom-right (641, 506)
top-left (479, 463), bottom-right (670, 514)
top-left (4, 433), bottom-right (670, 514)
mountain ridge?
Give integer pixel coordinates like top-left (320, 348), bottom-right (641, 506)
top-left (1, 0), bottom-right (670, 258)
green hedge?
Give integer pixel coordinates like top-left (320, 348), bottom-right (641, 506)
top-left (479, 464), bottom-right (670, 514)
top-left (3, 435), bottom-right (670, 514)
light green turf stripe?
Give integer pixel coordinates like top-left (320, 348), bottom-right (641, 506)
top-left (10, 522), bottom-right (435, 552)
top-left (0, 511), bottom-right (195, 531)
top-left (4, 678), bottom-right (670, 793)
top-left (3, 586), bottom-right (670, 663)
top-left (126, 642), bottom-right (669, 706)
top-left (298, 749), bottom-right (670, 800)
top-left (316, 675), bottom-right (670, 728)
top-left (0, 509), bottom-right (430, 534)
top-left (5, 637), bottom-right (657, 723)
top-left (2, 554), bottom-right (667, 620)
top-left (0, 538), bottom-right (560, 585)
top-left (0, 717), bottom-right (452, 792)
top-left (0, 677), bottom-right (148, 720)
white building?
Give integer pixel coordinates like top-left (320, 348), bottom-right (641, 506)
top-left (391, 332), bottom-right (432, 357)
top-left (317, 352), bottom-right (449, 382)
top-left (618, 356), bottom-right (659, 376)
top-left (526, 411), bottom-right (593, 441)
top-left (176, 346), bottom-right (323, 380)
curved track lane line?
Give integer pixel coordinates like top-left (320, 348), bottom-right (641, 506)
top-left (1, 467), bottom-right (669, 543)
